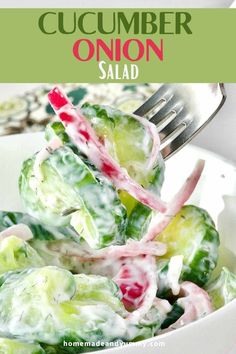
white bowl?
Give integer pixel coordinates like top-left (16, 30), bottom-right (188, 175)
top-left (0, 132), bottom-right (236, 354)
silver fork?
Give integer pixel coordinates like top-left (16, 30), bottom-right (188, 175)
top-left (134, 84), bottom-right (226, 160)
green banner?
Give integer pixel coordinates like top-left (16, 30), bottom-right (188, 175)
top-left (0, 9), bottom-right (235, 82)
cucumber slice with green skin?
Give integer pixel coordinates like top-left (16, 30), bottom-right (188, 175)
top-left (157, 205), bottom-right (220, 288)
top-left (125, 204), bottom-right (152, 241)
top-left (80, 102), bottom-right (165, 189)
top-left (0, 211), bottom-right (80, 242)
top-left (81, 103), bottom-right (165, 239)
top-left (19, 146), bottom-right (127, 249)
top-left (125, 161), bottom-right (164, 240)
top-left (80, 103), bottom-right (155, 186)
top-left (45, 102), bottom-right (165, 240)
top-left (45, 121), bottom-right (71, 147)
top-left (0, 337), bottom-right (45, 354)
top-left (46, 106), bottom-right (165, 192)
top-left (156, 261), bottom-right (172, 299)
top-left (0, 236), bottom-right (45, 274)
top-left (0, 267), bottom-right (128, 345)
top-left (45, 122), bottom-right (100, 183)
top-left (206, 267), bottom-right (236, 309)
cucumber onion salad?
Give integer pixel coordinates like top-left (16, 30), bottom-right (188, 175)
top-left (0, 86), bottom-right (235, 353)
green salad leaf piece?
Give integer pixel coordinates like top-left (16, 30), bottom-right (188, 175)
top-left (206, 267), bottom-right (236, 309)
top-left (0, 236), bottom-right (44, 274)
top-left (157, 205), bottom-right (220, 289)
top-left (19, 145), bottom-right (127, 249)
top-left (0, 337), bottom-right (45, 354)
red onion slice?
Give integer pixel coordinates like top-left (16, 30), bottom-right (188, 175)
top-left (167, 281), bottom-right (213, 330)
top-left (142, 159), bottom-right (205, 242)
top-left (0, 224), bottom-right (33, 241)
top-left (130, 113), bottom-right (161, 170)
top-left (121, 256), bottom-right (158, 323)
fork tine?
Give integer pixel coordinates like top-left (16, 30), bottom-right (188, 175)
top-left (158, 107), bottom-right (190, 139)
top-left (161, 105), bottom-right (222, 160)
top-left (160, 122), bottom-right (187, 150)
top-left (155, 110), bottom-right (178, 133)
top-left (134, 84), bottom-right (170, 117)
top-left (144, 98), bottom-right (166, 120)
top-left (149, 94), bottom-right (182, 124)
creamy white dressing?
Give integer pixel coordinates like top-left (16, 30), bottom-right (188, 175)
top-left (167, 255), bottom-right (184, 296)
top-left (154, 298), bottom-right (172, 316)
top-left (76, 304), bottom-right (128, 341)
top-left (29, 137), bottom-right (63, 191)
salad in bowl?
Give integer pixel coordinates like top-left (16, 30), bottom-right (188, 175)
top-left (0, 87), bottom-right (235, 353)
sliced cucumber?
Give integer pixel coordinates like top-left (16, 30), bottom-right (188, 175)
top-left (81, 103), bottom-right (155, 186)
top-left (206, 267), bottom-right (236, 309)
top-left (0, 337), bottom-right (45, 354)
top-left (125, 162), bottom-right (164, 240)
top-left (0, 211), bottom-right (79, 242)
top-left (157, 205), bottom-right (220, 287)
top-left (0, 236), bottom-right (45, 274)
top-left (19, 146), bottom-right (127, 249)
top-left (81, 102), bottom-right (164, 189)
top-left (46, 103), bottom-right (165, 240)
